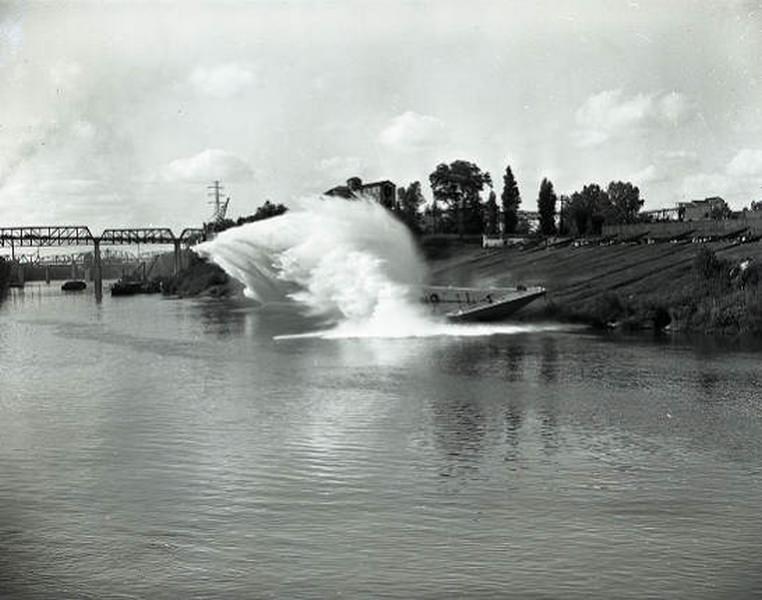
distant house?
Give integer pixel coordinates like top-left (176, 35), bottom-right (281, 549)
top-left (324, 177), bottom-right (397, 210)
top-left (678, 197), bottom-right (729, 221)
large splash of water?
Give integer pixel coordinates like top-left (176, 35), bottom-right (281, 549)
top-left (195, 196), bottom-right (561, 339)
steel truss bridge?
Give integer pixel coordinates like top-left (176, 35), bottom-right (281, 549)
top-left (0, 226), bottom-right (205, 248)
top-left (0, 226), bottom-right (207, 298)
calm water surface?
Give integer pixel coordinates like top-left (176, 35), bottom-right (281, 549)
top-left (1, 283), bottom-right (761, 599)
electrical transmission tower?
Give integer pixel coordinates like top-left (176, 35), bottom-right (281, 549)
top-left (207, 180), bottom-right (230, 224)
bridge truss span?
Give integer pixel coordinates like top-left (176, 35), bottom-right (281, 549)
top-left (0, 226), bottom-right (94, 247)
top-left (99, 228), bottom-right (176, 245)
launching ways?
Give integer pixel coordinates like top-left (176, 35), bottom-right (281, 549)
top-left (0, 226), bottom-right (206, 299)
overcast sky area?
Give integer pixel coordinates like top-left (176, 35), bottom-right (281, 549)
top-left (1, 0), bottom-right (762, 231)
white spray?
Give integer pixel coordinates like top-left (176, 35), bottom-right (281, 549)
top-left (195, 196), bottom-right (561, 339)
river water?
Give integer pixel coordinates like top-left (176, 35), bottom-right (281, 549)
top-left (1, 283), bottom-right (761, 599)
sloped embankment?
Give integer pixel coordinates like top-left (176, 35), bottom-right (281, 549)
top-left (428, 240), bottom-right (762, 335)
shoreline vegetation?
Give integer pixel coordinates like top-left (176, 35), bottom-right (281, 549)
top-left (164, 236), bottom-right (762, 337)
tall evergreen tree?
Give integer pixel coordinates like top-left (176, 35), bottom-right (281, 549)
top-left (485, 190), bottom-right (499, 235)
top-left (500, 165), bottom-right (521, 234)
top-left (537, 178), bottom-right (558, 236)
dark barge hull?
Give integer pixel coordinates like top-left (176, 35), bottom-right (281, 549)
top-left (421, 285), bottom-right (546, 322)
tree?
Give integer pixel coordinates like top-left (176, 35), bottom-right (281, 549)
top-left (567, 184), bottom-right (610, 236)
top-left (607, 181), bottom-right (643, 224)
top-left (485, 190), bottom-right (499, 235)
top-left (429, 160), bottom-right (492, 235)
top-left (500, 165), bottom-right (521, 234)
top-left (537, 178), bottom-right (557, 236)
top-left (396, 181), bottom-right (425, 234)
top-left (208, 200), bottom-right (288, 233)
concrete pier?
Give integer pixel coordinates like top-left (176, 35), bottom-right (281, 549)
top-left (173, 239), bottom-right (182, 276)
top-left (93, 239), bottom-right (103, 301)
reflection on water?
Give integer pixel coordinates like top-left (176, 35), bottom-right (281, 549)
top-left (1, 284), bottom-right (762, 598)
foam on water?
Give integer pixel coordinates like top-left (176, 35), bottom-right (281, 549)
top-left (195, 196), bottom-right (554, 339)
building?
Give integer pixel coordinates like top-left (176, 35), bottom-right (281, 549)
top-left (324, 177), bottom-right (397, 210)
top-left (678, 197), bottom-right (729, 221)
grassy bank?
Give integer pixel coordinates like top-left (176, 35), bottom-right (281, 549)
top-left (427, 238), bottom-right (762, 336)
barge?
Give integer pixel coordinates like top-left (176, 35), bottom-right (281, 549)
top-left (421, 285), bottom-right (546, 322)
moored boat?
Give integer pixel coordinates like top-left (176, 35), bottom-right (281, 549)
top-left (61, 280), bottom-right (87, 291)
top-left (421, 285), bottom-right (546, 322)
top-left (110, 279), bottom-right (162, 296)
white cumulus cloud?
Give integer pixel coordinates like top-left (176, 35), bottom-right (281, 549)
top-left (680, 172), bottom-right (734, 199)
top-left (626, 164), bottom-right (663, 185)
top-left (189, 63), bottom-right (256, 99)
top-left (316, 156), bottom-right (365, 179)
top-left (161, 149), bottom-right (254, 182)
top-left (726, 149), bottom-right (762, 177)
top-left (574, 90), bottom-right (692, 147)
top-left (379, 111), bottom-right (448, 151)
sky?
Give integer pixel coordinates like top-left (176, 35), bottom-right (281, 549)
top-left (1, 0), bottom-right (762, 232)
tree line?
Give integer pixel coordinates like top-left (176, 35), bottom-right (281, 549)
top-left (391, 159), bottom-right (644, 237)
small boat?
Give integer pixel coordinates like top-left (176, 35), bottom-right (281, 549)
top-left (421, 285), bottom-right (546, 322)
top-left (110, 280), bottom-right (143, 296)
top-left (110, 279), bottom-right (162, 296)
top-left (61, 280), bottom-right (87, 291)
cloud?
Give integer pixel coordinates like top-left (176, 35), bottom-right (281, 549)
top-left (657, 149), bottom-right (699, 164)
top-left (626, 164), bottom-right (664, 185)
top-left (726, 149), bottom-right (762, 177)
top-left (316, 155), bottom-right (365, 179)
top-left (0, 15), bottom-right (24, 66)
top-left (188, 63), bottom-right (256, 99)
top-left (574, 90), bottom-right (692, 147)
top-left (161, 149), bottom-right (254, 182)
top-left (379, 111), bottom-right (448, 151)
top-left (37, 178), bottom-right (107, 195)
top-left (677, 149), bottom-right (762, 207)
top-left (49, 60), bottom-right (83, 89)
top-left (680, 172), bottom-right (734, 199)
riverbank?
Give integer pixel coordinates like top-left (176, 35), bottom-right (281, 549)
top-left (427, 238), bottom-right (762, 336)
top-left (162, 252), bottom-right (242, 298)
top-left (167, 236), bottom-right (762, 336)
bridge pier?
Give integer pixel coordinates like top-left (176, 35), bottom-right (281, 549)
top-left (173, 239), bottom-right (182, 276)
top-left (93, 239), bottom-right (102, 301)
top-left (45, 265), bottom-right (51, 284)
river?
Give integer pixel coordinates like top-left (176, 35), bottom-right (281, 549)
top-left (1, 283), bottom-right (761, 598)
